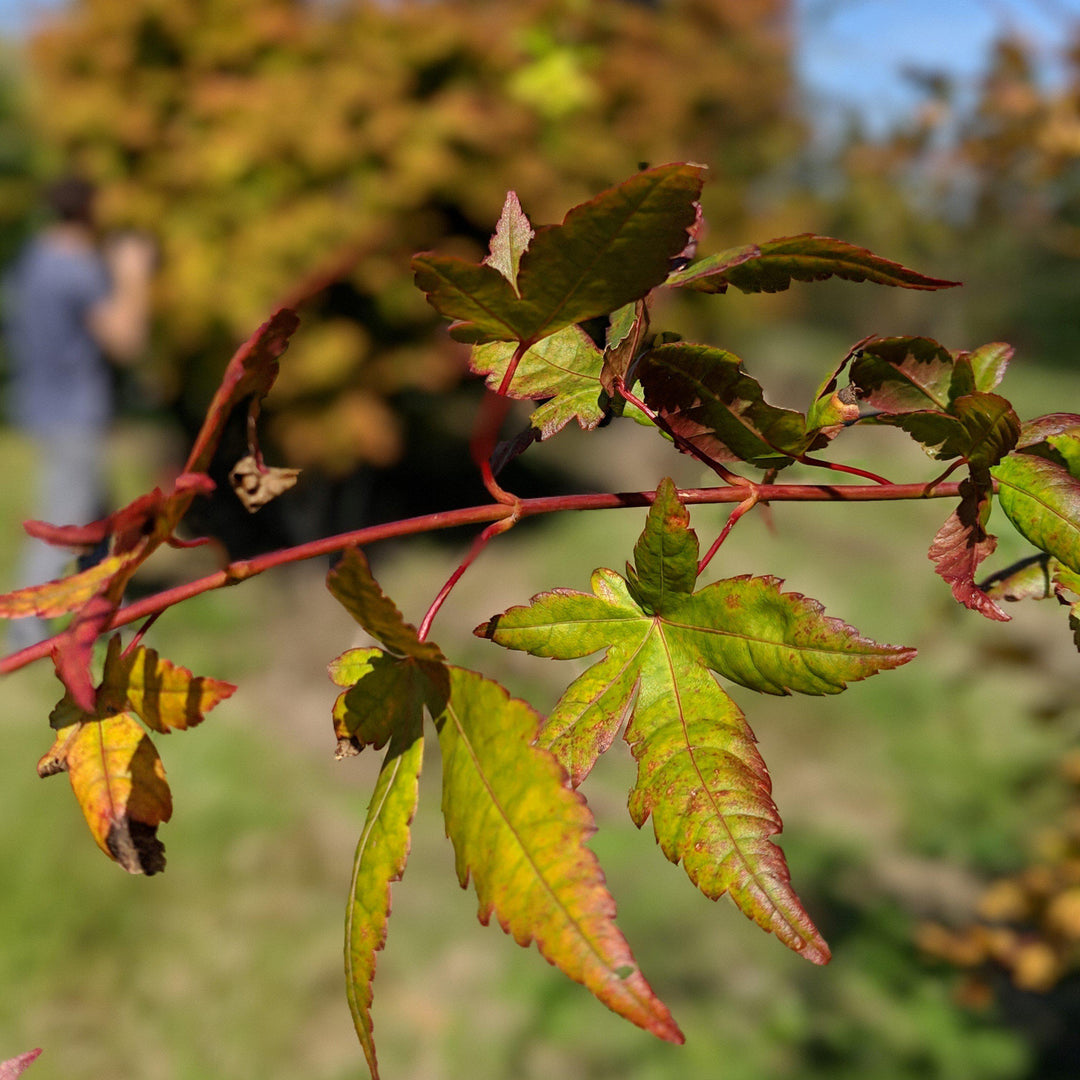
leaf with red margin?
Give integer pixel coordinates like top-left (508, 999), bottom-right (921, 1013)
top-left (412, 164), bottom-right (705, 346)
top-left (0, 1049), bottom-right (43, 1079)
top-left (337, 656), bottom-right (429, 1080)
top-left (476, 481), bottom-right (915, 962)
top-left (100, 635), bottom-right (236, 733)
top-left (929, 477), bottom-right (1009, 621)
top-left (993, 454), bottom-right (1080, 574)
top-left (665, 235), bottom-right (960, 295)
top-left (484, 190), bottom-right (534, 289)
top-left (435, 664), bottom-right (683, 1044)
top-left (183, 308), bottom-right (300, 475)
top-left (40, 712), bottom-right (172, 875)
top-left (636, 342), bottom-right (809, 469)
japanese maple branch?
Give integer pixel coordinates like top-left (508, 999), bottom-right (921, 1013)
top-left (0, 478), bottom-right (969, 676)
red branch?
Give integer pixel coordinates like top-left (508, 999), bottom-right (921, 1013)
top-left (0, 479), bottom-right (966, 676)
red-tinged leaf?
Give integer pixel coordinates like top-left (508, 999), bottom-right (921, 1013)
top-left (327, 548), bottom-right (444, 662)
top-left (435, 665), bottom-right (683, 1043)
top-left (872, 393), bottom-right (1020, 466)
top-left (53, 593), bottom-right (123, 713)
top-left (665, 234), bottom-right (959, 295)
top-left (412, 163), bottom-right (705, 346)
top-left (1017, 414), bottom-right (1080, 450)
top-left (0, 1049), bottom-right (42, 1079)
top-left (993, 454), bottom-right (1080, 574)
top-left (850, 336), bottom-right (958, 414)
top-left (484, 190), bottom-right (534, 290)
top-left (636, 343), bottom-right (809, 469)
top-left (0, 554), bottom-right (128, 619)
top-left (61, 712), bottom-right (172, 875)
top-left (477, 482), bottom-right (912, 959)
top-left (341, 664), bottom-right (426, 1079)
top-left (929, 477), bottom-right (1009, 621)
top-left (184, 308), bottom-right (300, 475)
top-left (100, 635), bottom-right (236, 733)
top-left (21, 517), bottom-right (108, 551)
top-left (471, 325), bottom-right (606, 438)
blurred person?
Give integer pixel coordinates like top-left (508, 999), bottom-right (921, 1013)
top-left (2, 175), bottom-right (154, 650)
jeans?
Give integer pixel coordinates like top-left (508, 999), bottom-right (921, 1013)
top-left (5, 428), bottom-right (107, 651)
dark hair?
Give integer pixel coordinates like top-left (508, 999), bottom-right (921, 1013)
top-left (45, 175), bottom-right (97, 225)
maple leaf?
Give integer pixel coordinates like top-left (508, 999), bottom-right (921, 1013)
top-left (326, 550), bottom-right (681, 1072)
top-left (636, 342), bottom-right (810, 468)
top-left (476, 480), bottom-right (916, 962)
top-left (993, 453), bottom-right (1080, 574)
top-left (412, 163), bottom-right (705, 346)
top-left (99, 635), bottom-right (236, 732)
top-left (665, 234), bottom-right (959, 294)
top-left (470, 325), bottom-right (606, 438)
top-left (929, 476), bottom-right (1008, 621)
top-left (483, 190), bottom-right (534, 289)
top-left (38, 712), bottom-right (172, 875)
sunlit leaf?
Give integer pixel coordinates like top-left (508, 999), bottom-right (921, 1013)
top-left (0, 555), bottom-right (128, 619)
top-left (873, 392), bottom-right (1019, 465)
top-left (484, 190), bottom-right (533, 290)
top-left (327, 548), bottom-right (444, 662)
top-left (343, 666), bottom-right (426, 1080)
top-left (981, 554), bottom-right (1053, 602)
top-left (100, 635), bottom-right (236, 733)
top-left (55, 712), bottom-right (172, 875)
top-left (850, 336), bottom-right (958, 414)
top-left (434, 665), bottom-right (683, 1042)
top-left (666, 235), bottom-right (959, 295)
top-left (993, 454), bottom-right (1080, 573)
top-left (413, 163), bottom-right (705, 345)
top-left (471, 325), bottom-right (606, 437)
top-left (477, 480), bottom-right (913, 960)
top-left (964, 342), bottom-right (1014, 392)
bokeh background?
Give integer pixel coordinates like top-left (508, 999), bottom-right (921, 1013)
top-left (2, 1), bottom-right (1080, 1077)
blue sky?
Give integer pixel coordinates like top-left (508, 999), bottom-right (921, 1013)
top-left (2, 0), bottom-right (1079, 132)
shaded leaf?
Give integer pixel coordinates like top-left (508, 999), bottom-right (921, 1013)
top-left (981, 555), bottom-right (1053, 602)
top-left (435, 664), bottom-right (683, 1042)
top-left (1052, 566), bottom-right (1080, 652)
top-left (60, 712), bottom-right (172, 874)
top-left (477, 480), bottom-right (913, 959)
top-left (874, 393), bottom-right (1019, 465)
top-left (993, 454), bottom-right (1080, 574)
top-left (100, 636), bottom-right (236, 733)
top-left (637, 343), bottom-right (808, 469)
top-left (929, 477), bottom-right (1008, 620)
top-left (666, 235), bottom-right (959, 295)
top-left (413, 163), bottom-right (705, 345)
top-left (328, 548), bottom-right (444, 662)
top-left (471, 325), bottom-right (606, 438)
top-left (600, 299), bottom-right (650, 394)
top-left (1016, 413), bottom-right (1080, 450)
top-left (484, 190), bottom-right (533, 289)
top-left (329, 646), bottom-right (447, 758)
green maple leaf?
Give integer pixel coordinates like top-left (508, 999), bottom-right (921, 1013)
top-left (326, 550), bottom-right (681, 1077)
top-left (476, 480), bottom-right (916, 963)
top-left (412, 163), bottom-right (704, 346)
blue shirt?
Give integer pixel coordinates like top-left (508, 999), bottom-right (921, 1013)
top-left (3, 236), bottom-right (111, 433)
